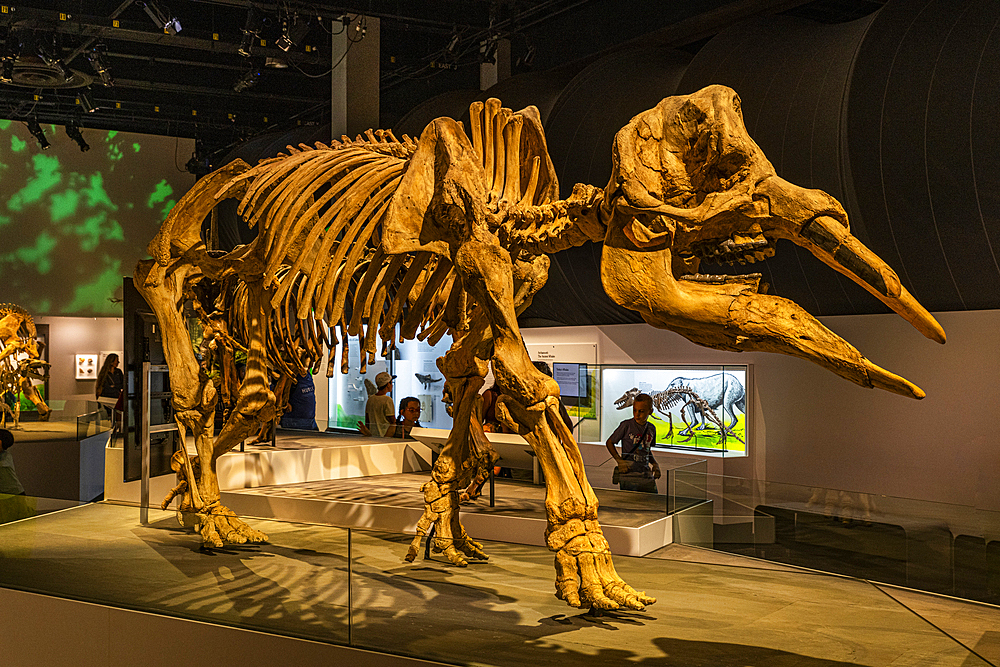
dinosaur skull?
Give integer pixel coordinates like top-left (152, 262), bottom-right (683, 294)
top-left (614, 387), bottom-right (641, 410)
top-left (601, 85), bottom-right (945, 399)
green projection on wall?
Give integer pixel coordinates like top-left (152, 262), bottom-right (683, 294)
top-left (0, 123), bottom-right (194, 316)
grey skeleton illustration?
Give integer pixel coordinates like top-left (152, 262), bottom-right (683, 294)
top-left (665, 373), bottom-right (745, 436)
top-left (415, 373), bottom-right (443, 390)
top-left (614, 372), bottom-right (746, 445)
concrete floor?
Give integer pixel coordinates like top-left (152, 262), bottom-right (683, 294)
top-left (0, 503), bottom-right (997, 666)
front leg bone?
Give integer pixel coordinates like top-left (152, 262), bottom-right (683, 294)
top-left (497, 398), bottom-right (654, 610)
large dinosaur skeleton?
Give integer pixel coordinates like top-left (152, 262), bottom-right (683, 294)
top-left (137, 85), bottom-right (944, 612)
top-left (0, 304), bottom-right (51, 429)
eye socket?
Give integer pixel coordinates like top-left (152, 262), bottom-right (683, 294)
top-left (732, 95), bottom-right (742, 116)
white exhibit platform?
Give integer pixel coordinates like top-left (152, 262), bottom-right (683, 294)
top-left (105, 428), bottom-right (680, 557)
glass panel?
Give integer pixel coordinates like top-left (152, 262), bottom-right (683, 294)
top-left (0, 500), bottom-right (351, 644)
top-left (0, 497), bottom-right (993, 664)
top-left (678, 473), bottom-right (1000, 606)
top-left (392, 335), bottom-right (453, 431)
top-left (596, 363), bottom-right (749, 457)
top-left (327, 340), bottom-right (393, 431)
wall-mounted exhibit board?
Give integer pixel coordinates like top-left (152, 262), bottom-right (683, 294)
top-left (0, 121), bottom-right (195, 317)
top-left (327, 335), bottom-right (454, 431)
top-left (600, 365), bottom-right (750, 457)
top-left (526, 342), bottom-right (598, 442)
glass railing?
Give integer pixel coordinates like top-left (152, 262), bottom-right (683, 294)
top-left (670, 473), bottom-right (1000, 605)
top-left (0, 496), bottom-right (993, 666)
top-left (7, 398), bottom-right (113, 442)
top-left (76, 400), bottom-right (115, 440)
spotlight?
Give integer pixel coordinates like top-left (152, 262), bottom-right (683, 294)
top-left (232, 68), bottom-right (260, 93)
top-left (275, 12), bottom-right (310, 52)
top-left (445, 33), bottom-right (460, 56)
top-left (34, 35), bottom-right (67, 80)
top-left (77, 92), bottom-right (96, 113)
top-left (25, 119), bottom-right (49, 150)
top-left (86, 47), bottom-right (114, 86)
top-left (185, 143), bottom-right (211, 176)
top-left (138, 1), bottom-right (182, 35)
top-left (515, 44), bottom-right (536, 72)
top-left (0, 57), bottom-right (13, 83)
top-left (65, 123), bottom-right (90, 152)
top-left (238, 8), bottom-right (261, 58)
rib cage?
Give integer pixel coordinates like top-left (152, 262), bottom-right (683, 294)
top-left (216, 133), bottom-right (462, 381)
top-left (196, 100), bottom-right (576, 384)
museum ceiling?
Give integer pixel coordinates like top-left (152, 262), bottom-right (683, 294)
top-left (0, 0), bottom-right (884, 158)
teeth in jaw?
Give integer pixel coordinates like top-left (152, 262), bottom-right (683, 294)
top-left (680, 272), bottom-right (763, 283)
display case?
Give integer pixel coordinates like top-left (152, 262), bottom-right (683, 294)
top-left (599, 364), bottom-right (750, 456)
top-left (327, 335), bottom-right (454, 431)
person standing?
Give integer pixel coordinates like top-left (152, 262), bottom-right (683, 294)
top-left (95, 353), bottom-right (124, 420)
top-left (0, 428), bottom-right (25, 496)
top-left (605, 392), bottom-right (661, 493)
top-left (364, 371), bottom-right (395, 437)
top-left (280, 373), bottom-right (319, 431)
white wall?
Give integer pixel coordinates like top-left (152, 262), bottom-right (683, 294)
top-left (523, 309), bottom-right (1000, 512)
top-left (35, 316), bottom-right (123, 405)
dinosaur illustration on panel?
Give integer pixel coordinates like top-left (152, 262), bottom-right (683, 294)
top-left (614, 382), bottom-right (744, 445)
top-left (137, 85), bottom-right (944, 611)
top-left (0, 304), bottom-right (51, 429)
top-left (666, 373), bottom-right (745, 436)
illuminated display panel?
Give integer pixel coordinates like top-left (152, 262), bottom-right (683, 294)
top-left (601, 366), bottom-right (749, 455)
top-left (0, 120), bottom-right (194, 316)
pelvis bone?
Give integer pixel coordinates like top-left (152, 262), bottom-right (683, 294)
top-left (601, 85), bottom-right (944, 398)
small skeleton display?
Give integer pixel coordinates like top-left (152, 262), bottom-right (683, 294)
top-left (137, 86), bottom-right (943, 612)
top-left (415, 372), bottom-right (443, 390)
top-left (0, 304), bottom-right (51, 428)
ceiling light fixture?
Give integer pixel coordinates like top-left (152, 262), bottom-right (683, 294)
top-left (232, 68), bottom-right (260, 93)
top-left (34, 35), bottom-right (67, 80)
top-left (65, 122), bottom-right (90, 152)
top-left (25, 118), bottom-right (49, 150)
top-left (481, 39), bottom-right (498, 65)
top-left (86, 47), bottom-right (114, 86)
top-left (137, 1), bottom-right (182, 35)
top-left (77, 92), bottom-right (96, 113)
top-left (238, 8), bottom-right (261, 58)
top-left (276, 11), bottom-right (310, 52)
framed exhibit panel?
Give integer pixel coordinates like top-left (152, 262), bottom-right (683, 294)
top-left (391, 335), bottom-right (453, 430)
top-left (600, 365), bottom-right (750, 456)
top-left (326, 334), bottom-right (454, 432)
top-left (327, 342), bottom-right (390, 431)
top-left (526, 343), bottom-right (598, 442)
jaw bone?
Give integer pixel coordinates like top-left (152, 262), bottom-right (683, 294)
top-left (600, 85), bottom-right (944, 399)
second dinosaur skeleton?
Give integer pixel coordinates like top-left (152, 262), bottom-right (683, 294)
top-left (0, 304), bottom-right (51, 429)
top-left (137, 85), bottom-right (943, 611)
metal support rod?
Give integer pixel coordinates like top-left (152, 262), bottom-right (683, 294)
top-left (489, 465), bottom-right (495, 507)
top-left (347, 528), bottom-right (353, 646)
top-left (140, 361), bottom-right (150, 525)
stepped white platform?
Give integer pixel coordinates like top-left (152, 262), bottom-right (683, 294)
top-left (107, 428), bottom-right (683, 556)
